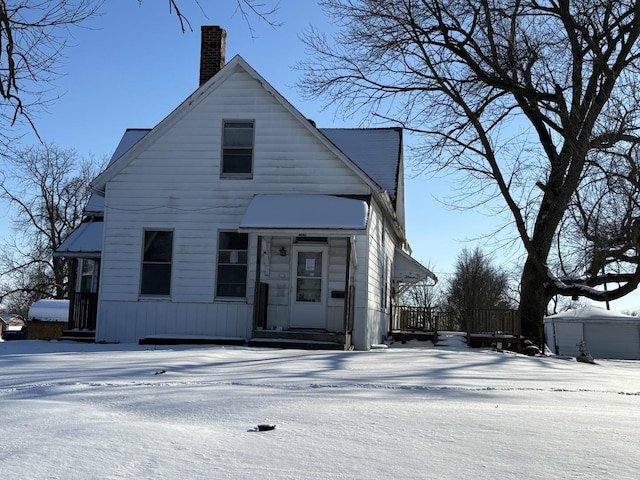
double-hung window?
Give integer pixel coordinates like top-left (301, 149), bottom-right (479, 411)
top-left (216, 232), bottom-right (248, 298)
top-left (222, 121), bottom-right (254, 177)
top-left (140, 230), bottom-right (173, 296)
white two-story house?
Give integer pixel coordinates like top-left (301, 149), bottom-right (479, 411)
top-left (56, 26), bottom-right (435, 350)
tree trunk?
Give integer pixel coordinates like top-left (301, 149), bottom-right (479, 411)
top-left (519, 257), bottom-right (550, 344)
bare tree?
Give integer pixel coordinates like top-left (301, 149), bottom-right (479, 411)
top-left (0, 143), bottom-right (102, 313)
top-left (299, 0), bottom-right (640, 341)
top-left (149, 0), bottom-right (281, 34)
top-left (0, 1), bottom-right (102, 141)
top-left (445, 247), bottom-right (512, 330)
top-left (0, 0), bottom-right (279, 146)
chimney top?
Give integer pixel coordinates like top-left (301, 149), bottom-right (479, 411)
top-left (200, 26), bottom-right (227, 86)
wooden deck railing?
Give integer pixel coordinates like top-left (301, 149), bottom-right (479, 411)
top-left (69, 292), bottom-right (98, 330)
top-left (467, 309), bottom-right (521, 336)
top-left (392, 306), bottom-right (521, 336)
top-left (391, 306), bottom-right (444, 332)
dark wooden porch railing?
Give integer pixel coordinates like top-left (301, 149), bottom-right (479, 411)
top-left (391, 306), bottom-right (440, 332)
top-left (467, 309), bottom-right (521, 336)
top-left (69, 292), bottom-right (98, 330)
top-left (392, 306), bottom-right (520, 336)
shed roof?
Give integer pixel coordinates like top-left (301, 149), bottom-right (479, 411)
top-left (544, 305), bottom-right (640, 323)
top-left (28, 299), bottom-right (69, 323)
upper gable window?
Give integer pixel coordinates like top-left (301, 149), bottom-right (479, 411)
top-left (222, 121), bottom-right (254, 177)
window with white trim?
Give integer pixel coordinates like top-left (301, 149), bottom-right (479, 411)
top-left (221, 121), bottom-right (254, 177)
top-left (216, 232), bottom-right (248, 297)
top-left (140, 230), bottom-right (173, 296)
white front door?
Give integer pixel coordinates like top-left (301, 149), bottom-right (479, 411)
top-left (290, 246), bottom-right (328, 329)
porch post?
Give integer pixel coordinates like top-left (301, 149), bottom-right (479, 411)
top-left (343, 237), bottom-right (352, 334)
top-left (252, 235), bottom-right (263, 330)
top-left (67, 258), bottom-right (78, 330)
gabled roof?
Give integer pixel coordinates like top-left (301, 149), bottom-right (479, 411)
top-left (89, 55), bottom-right (391, 199)
top-left (320, 128), bottom-right (401, 204)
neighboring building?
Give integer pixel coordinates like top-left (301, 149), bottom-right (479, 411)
top-left (1, 313), bottom-right (26, 340)
top-left (544, 306), bottom-right (640, 360)
top-left (56, 26), bottom-right (435, 350)
top-left (27, 299), bottom-right (69, 340)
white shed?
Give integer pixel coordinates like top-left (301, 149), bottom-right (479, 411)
top-left (544, 306), bottom-right (640, 360)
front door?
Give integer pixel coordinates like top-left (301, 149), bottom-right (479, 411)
top-left (290, 246), bottom-right (328, 329)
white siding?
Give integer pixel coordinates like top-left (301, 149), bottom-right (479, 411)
top-left (546, 319), bottom-right (640, 359)
top-left (553, 322), bottom-right (583, 357)
top-left (96, 68), bottom-right (372, 344)
top-left (584, 323), bottom-right (640, 360)
top-left (345, 197), bottom-right (401, 350)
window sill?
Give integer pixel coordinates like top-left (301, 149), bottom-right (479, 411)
top-left (214, 297), bottom-right (247, 303)
top-left (138, 296), bottom-right (172, 302)
top-left (220, 174), bottom-right (253, 180)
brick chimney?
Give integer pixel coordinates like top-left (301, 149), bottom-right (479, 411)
top-left (199, 26), bottom-right (227, 86)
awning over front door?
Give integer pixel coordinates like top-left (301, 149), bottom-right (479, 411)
top-left (393, 248), bottom-right (437, 284)
top-left (239, 194), bottom-right (369, 235)
top-left (54, 220), bottom-right (103, 258)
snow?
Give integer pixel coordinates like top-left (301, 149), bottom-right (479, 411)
top-left (27, 299), bottom-right (69, 322)
top-left (545, 305), bottom-right (640, 322)
top-left (56, 220), bottom-right (103, 256)
top-left (1, 335), bottom-right (639, 479)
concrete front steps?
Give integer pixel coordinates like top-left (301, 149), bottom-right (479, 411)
top-left (59, 330), bottom-right (96, 343)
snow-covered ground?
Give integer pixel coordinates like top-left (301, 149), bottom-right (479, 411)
top-left (1, 333), bottom-right (638, 479)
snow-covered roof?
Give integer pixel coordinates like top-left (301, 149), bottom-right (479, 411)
top-left (239, 194), bottom-right (368, 231)
top-left (544, 305), bottom-right (640, 323)
top-left (0, 313), bottom-right (23, 325)
top-left (320, 128), bottom-right (401, 203)
top-left (28, 299), bottom-right (69, 323)
top-left (56, 219), bottom-right (103, 258)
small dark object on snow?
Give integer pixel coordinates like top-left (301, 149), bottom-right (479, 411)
top-left (154, 370), bottom-right (166, 375)
top-left (576, 341), bottom-right (596, 364)
top-left (257, 424), bottom-right (276, 431)
top-left (523, 340), bottom-right (541, 356)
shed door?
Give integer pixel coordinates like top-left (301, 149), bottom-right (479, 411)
top-left (555, 322), bottom-right (583, 357)
top-left (290, 246), bottom-right (328, 329)
top-left (584, 323), bottom-right (640, 360)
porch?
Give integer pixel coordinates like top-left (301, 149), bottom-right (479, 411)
top-left (466, 309), bottom-right (523, 349)
top-left (389, 305), bottom-right (443, 343)
top-left (249, 281), bottom-right (355, 350)
top-left (390, 306), bottom-right (523, 349)
top-left (59, 291), bottom-right (97, 343)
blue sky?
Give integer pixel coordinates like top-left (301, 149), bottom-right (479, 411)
top-left (3, 0), bottom-right (639, 313)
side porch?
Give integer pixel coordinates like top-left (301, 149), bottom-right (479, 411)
top-left (390, 306), bottom-right (523, 350)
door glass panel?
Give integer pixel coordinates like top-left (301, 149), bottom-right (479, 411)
top-left (296, 252), bottom-right (322, 302)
